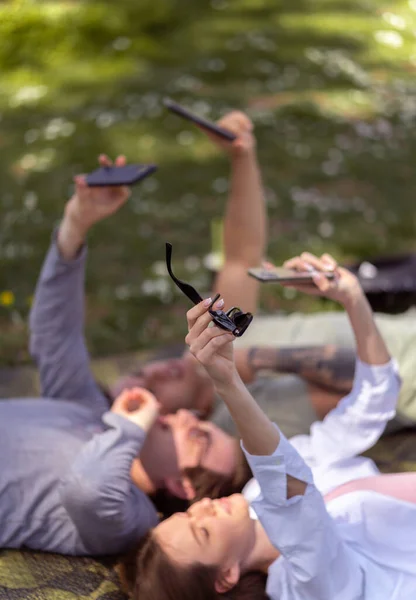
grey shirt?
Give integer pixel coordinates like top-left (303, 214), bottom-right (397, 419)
top-left (0, 236), bottom-right (158, 556)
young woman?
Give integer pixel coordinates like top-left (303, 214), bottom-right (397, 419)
top-left (135, 254), bottom-right (416, 599)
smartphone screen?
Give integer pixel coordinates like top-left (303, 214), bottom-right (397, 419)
top-left (163, 98), bottom-right (236, 142)
top-left (247, 267), bottom-right (335, 283)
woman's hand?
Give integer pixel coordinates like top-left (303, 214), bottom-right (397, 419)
top-left (185, 298), bottom-right (237, 387)
top-left (111, 387), bottom-right (161, 432)
top-left (273, 252), bottom-right (363, 308)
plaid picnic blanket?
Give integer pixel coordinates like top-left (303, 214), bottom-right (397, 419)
top-left (0, 550), bottom-right (127, 599)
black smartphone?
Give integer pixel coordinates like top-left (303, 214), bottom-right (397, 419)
top-left (163, 98), bottom-right (237, 142)
top-left (247, 267), bottom-right (335, 284)
top-left (85, 164), bottom-right (157, 187)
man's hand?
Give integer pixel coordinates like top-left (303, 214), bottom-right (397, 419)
top-left (65, 154), bottom-right (131, 235)
top-left (185, 298), bottom-right (237, 387)
top-left (277, 252), bottom-right (363, 307)
top-left (58, 154), bottom-right (131, 260)
top-left (202, 110), bottom-right (255, 158)
top-left (111, 387), bottom-right (161, 433)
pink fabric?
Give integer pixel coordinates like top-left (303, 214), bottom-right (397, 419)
top-left (325, 473), bottom-right (416, 505)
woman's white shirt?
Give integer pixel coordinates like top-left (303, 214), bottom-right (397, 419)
top-left (242, 431), bottom-right (416, 600)
top-left (241, 359), bottom-right (416, 599)
top-left (244, 358), bottom-right (401, 504)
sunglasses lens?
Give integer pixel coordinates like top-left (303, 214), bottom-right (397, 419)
top-left (226, 307), bottom-right (241, 318)
top-left (210, 311), bottom-right (235, 332)
top-left (232, 312), bottom-right (253, 336)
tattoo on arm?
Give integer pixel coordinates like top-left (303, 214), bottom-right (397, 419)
top-left (248, 345), bottom-right (356, 394)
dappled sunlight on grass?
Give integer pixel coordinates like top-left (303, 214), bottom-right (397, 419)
top-left (1, 0), bottom-right (416, 363)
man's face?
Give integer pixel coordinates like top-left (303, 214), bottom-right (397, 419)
top-left (159, 409), bottom-right (237, 477)
top-left (140, 408), bottom-right (238, 499)
top-left (111, 354), bottom-right (212, 415)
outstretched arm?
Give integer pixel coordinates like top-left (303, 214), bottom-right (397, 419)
top-left (59, 388), bottom-right (160, 555)
top-left (29, 155), bottom-right (130, 413)
top-left (185, 300), bottom-right (363, 597)
top-left (209, 111), bottom-right (266, 315)
top-left (185, 299), bottom-right (305, 492)
top-left (277, 253), bottom-right (400, 461)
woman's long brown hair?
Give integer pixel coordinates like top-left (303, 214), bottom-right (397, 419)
top-left (132, 532), bottom-right (269, 600)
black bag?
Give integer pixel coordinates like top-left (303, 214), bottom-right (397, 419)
top-left (347, 253), bottom-right (416, 313)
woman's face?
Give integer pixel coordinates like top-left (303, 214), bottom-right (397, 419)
top-left (155, 494), bottom-right (255, 568)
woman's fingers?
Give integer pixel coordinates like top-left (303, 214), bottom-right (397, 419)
top-left (283, 257), bottom-right (304, 271)
top-left (185, 296), bottom-right (234, 359)
top-left (189, 326), bottom-right (233, 360)
top-left (311, 272), bottom-right (332, 294)
top-left (186, 298), bottom-right (212, 331)
top-left (321, 253), bottom-right (337, 270)
top-left (195, 332), bottom-right (233, 364)
top-left (299, 252), bottom-right (329, 272)
top-left (185, 310), bottom-right (213, 345)
top-left (186, 297), bottom-right (224, 333)
top-left (284, 253), bottom-right (337, 275)
top-left (189, 324), bottom-right (226, 354)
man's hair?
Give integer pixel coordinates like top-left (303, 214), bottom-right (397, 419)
top-left (149, 441), bottom-right (252, 518)
top-left (120, 532), bottom-right (268, 600)
top-left (95, 343), bottom-right (187, 407)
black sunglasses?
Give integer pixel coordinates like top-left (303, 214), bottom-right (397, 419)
top-left (166, 242), bottom-right (253, 337)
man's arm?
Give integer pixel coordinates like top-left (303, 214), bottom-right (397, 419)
top-left (59, 389), bottom-right (160, 555)
top-left (29, 155), bottom-right (130, 412)
top-left (210, 112), bottom-right (266, 315)
top-left (29, 230), bottom-right (108, 414)
top-left (234, 344), bottom-right (356, 393)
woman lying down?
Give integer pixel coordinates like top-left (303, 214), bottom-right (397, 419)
top-left (135, 253), bottom-right (416, 600)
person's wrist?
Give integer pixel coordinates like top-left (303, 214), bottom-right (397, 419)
top-left (64, 197), bottom-right (94, 237)
top-left (57, 208), bottom-right (89, 260)
top-left (214, 368), bottom-right (243, 395)
top-left (113, 410), bottom-right (147, 432)
top-left (63, 216), bottom-right (88, 242)
top-left (340, 284), bottom-right (365, 310)
top-left (131, 411), bottom-right (158, 433)
top-left (230, 145), bottom-right (256, 162)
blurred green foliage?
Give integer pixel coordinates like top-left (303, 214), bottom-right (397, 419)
top-left (1, 0), bottom-right (416, 365)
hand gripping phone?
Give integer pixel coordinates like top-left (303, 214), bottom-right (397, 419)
top-left (163, 98), bottom-right (236, 142)
top-left (85, 164), bottom-right (157, 187)
top-left (248, 267), bottom-right (335, 284)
